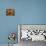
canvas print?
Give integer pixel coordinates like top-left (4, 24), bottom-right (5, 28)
top-left (6, 8), bottom-right (15, 16)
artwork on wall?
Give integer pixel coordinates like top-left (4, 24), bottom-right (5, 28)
top-left (6, 8), bottom-right (15, 16)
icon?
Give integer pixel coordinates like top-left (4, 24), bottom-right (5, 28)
top-left (6, 8), bottom-right (15, 16)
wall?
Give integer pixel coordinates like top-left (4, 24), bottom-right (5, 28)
top-left (0, 0), bottom-right (46, 44)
